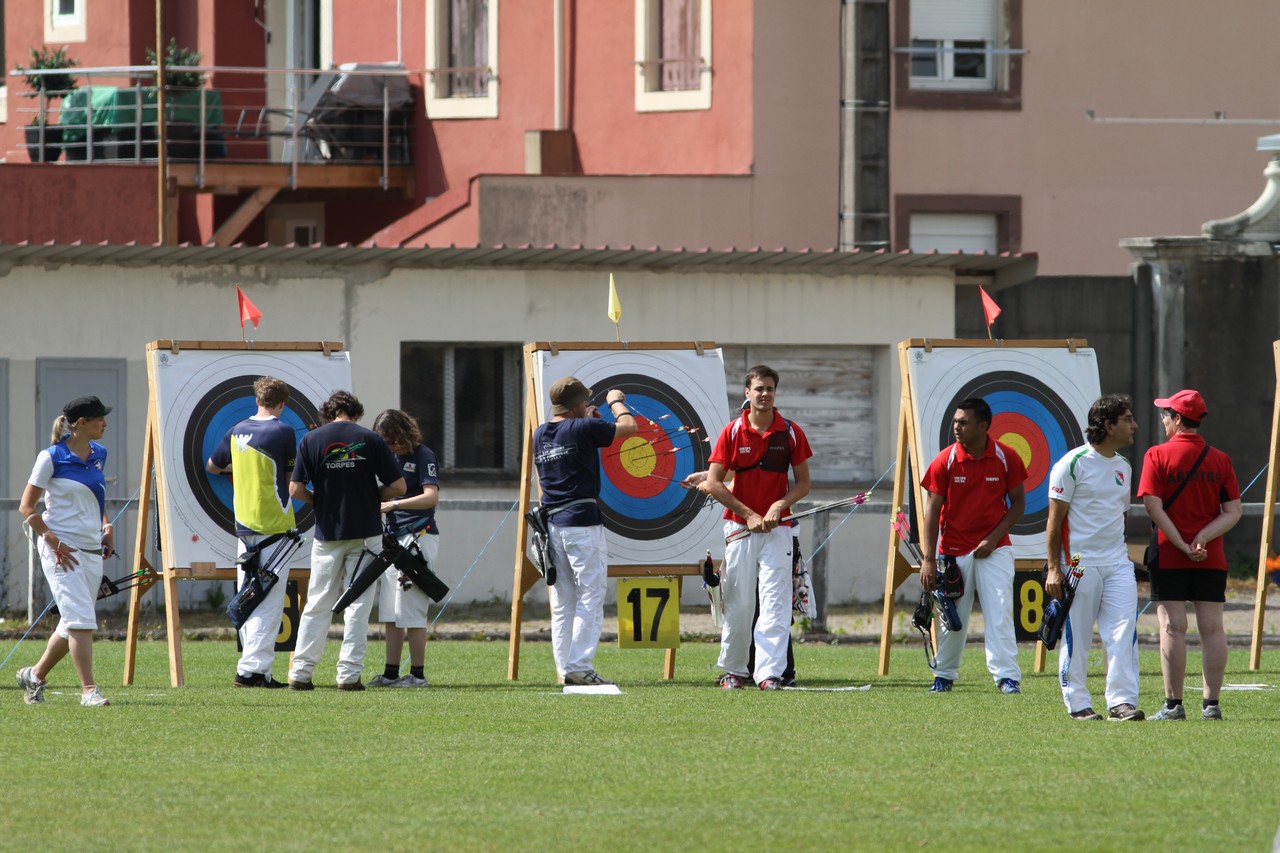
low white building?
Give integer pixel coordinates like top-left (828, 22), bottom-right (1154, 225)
top-left (0, 241), bottom-right (1033, 614)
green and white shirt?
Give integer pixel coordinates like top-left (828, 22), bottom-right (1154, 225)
top-left (1047, 443), bottom-right (1131, 566)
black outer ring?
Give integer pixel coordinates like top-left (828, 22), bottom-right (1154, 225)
top-left (181, 376), bottom-right (319, 536)
top-left (590, 372), bottom-right (711, 541)
top-left (938, 370), bottom-right (1083, 537)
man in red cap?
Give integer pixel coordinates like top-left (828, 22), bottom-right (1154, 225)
top-left (1138, 389), bottom-right (1241, 721)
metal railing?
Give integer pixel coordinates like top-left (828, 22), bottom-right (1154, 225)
top-left (8, 64), bottom-right (414, 190)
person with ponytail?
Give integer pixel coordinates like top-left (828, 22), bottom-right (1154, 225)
top-left (16, 396), bottom-right (115, 707)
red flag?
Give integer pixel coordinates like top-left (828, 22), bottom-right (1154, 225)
top-left (237, 286), bottom-right (262, 329)
top-left (979, 285), bottom-right (1002, 328)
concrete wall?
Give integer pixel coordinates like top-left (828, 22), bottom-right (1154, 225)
top-left (0, 255), bottom-right (958, 610)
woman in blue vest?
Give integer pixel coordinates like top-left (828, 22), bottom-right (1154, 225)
top-left (16, 396), bottom-right (115, 707)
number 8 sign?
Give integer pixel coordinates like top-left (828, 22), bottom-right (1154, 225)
top-left (617, 577), bottom-right (681, 649)
top-left (1013, 571), bottom-right (1046, 642)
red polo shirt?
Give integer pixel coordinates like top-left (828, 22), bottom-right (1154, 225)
top-left (1137, 433), bottom-right (1240, 570)
top-left (708, 409), bottom-right (813, 524)
top-left (921, 438), bottom-right (1027, 556)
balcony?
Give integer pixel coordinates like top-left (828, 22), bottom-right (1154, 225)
top-left (9, 63), bottom-right (417, 243)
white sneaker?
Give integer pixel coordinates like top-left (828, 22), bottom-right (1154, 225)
top-left (392, 675), bottom-right (428, 688)
top-left (16, 666), bottom-right (45, 705)
top-left (563, 670), bottom-right (615, 686)
top-left (366, 673), bottom-right (405, 688)
top-left (80, 686), bottom-right (110, 707)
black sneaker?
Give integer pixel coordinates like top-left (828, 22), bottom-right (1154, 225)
top-left (337, 680), bottom-right (366, 691)
top-left (233, 673), bottom-right (286, 689)
top-left (1069, 708), bottom-right (1103, 721)
top-left (287, 679), bottom-right (315, 691)
top-left (1108, 703), bottom-right (1145, 722)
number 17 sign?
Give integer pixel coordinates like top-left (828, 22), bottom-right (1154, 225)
top-left (617, 577), bottom-right (681, 649)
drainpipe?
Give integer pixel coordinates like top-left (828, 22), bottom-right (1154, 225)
top-left (553, 0), bottom-right (566, 130)
top-left (838, 0), bottom-right (890, 251)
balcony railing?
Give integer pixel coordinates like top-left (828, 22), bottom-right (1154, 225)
top-left (8, 63), bottom-right (414, 189)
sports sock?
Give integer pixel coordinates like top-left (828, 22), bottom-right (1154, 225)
top-left (410, 665), bottom-right (425, 679)
top-left (1165, 697), bottom-right (1182, 710)
top-left (383, 664), bottom-right (400, 679)
top-left (1203, 699), bottom-right (1219, 709)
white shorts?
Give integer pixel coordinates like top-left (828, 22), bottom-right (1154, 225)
top-left (377, 532), bottom-right (439, 629)
top-left (39, 538), bottom-right (104, 636)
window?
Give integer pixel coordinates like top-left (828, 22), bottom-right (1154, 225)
top-left (910, 213), bottom-right (997, 254)
top-left (425, 0), bottom-right (499, 119)
top-left (894, 195), bottom-right (1021, 254)
top-left (894, 0), bottom-right (1021, 110)
top-left (45, 0), bottom-right (85, 42)
top-left (400, 343), bottom-right (522, 477)
top-left (635, 0), bottom-right (712, 112)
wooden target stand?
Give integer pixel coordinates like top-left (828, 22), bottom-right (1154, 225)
top-left (879, 338), bottom-right (1091, 676)
top-left (507, 341), bottom-right (712, 681)
top-left (123, 340), bottom-right (339, 687)
top-left (1249, 341), bottom-right (1280, 669)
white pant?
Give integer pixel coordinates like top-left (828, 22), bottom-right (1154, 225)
top-left (547, 523), bottom-right (608, 676)
top-left (39, 538), bottom-right (103, 637)
top-left (932, 546), bottom-right (1021, 684)
top-left (289, 536), bottom-right (380, 684)
top-left (1058, 560), bottom-right (1140, 713)
top-left (377, 532), bottom-right (438, 629)
top-left (718, 523), bottom-right (793, 682)
top-left (235, 534), bottom-right (295, 677)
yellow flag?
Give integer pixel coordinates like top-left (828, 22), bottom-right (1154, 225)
top-left (607, 273), bottom-right (622, 324)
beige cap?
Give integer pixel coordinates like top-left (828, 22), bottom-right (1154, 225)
top-left (550, 376), bottom-right (592, 415)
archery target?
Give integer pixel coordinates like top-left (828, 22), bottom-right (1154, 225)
top-left (907, 346), bottom-right (1101, 560)
top-left (150, 346), bottom-right (352, 568)
top-left (533, 348), bottom-right (729, 564)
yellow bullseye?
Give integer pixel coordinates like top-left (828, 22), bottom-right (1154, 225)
top-left (618, 436), bottom-right (657, 477)
top-left (999, 432), bottom-right (1032, 469)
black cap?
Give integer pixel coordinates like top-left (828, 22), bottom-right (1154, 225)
top-left (63, 396), bottom-right (112, 422)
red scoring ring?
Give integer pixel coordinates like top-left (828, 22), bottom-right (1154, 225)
top-left (602, 415), bottom-right (675, 498)
top-left (990, 411), bottom-right (1049, 490)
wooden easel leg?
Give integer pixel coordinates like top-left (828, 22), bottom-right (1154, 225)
top-left (664, 648), bottom-right (677, 680)
top-left (1034, 640), bottom-right (1047, 673)
top-left (880, 387), bottom-right (915, 676)
top-left (508, 350), bottom-right (540, 681)
top-left (123, 560), bottom-right (153, 685)
top-left (164, 568), bottom-right (184, 687)
top-left (1251, 342), bottom-right (1280, 670)
top-left (507, 595), bottom-right (525, 681)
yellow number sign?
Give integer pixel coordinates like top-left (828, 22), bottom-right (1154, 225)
top-left (1013, 571), bottom-right (1044, 641)
top-left (617, 577), bottom-right (680, 649)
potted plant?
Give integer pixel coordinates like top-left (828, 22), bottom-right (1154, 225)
top-left (15, 46), bottom-right (79, 162)
top-left (145, 38), bottom-right (205, 158)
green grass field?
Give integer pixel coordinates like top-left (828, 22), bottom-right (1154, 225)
top-left (2, 637), bottom-right (1279, 852)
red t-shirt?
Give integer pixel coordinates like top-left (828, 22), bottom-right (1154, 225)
top-left (920, 438), bottom-right (1028, 556)
top-left (1137, 433), bottom-right (1240, 570)
top-left (708, 410), bottom-right (813, 524)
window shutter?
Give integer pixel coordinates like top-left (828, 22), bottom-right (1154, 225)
top-left (909, 213), bottom-right (999, 254)
top-left (450, 0), bottom-right (489, 96)
top-left (661, 0), bottom-right (699, 91)
top-left (911, 0), bottom-right (995, 41)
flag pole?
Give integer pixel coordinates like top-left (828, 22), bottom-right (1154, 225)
top-left (607, 273), bottom-right (623, 342)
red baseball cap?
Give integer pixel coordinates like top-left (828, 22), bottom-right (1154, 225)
top-left (1154, 389), bottom-right (1207, 420)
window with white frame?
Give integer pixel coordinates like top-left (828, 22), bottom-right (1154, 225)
top-left (909, 213), bottom-right (998, 254)
top-left (635, 0), bottom-right (712, 112)
top-left (45, 0), bottom-right (85, 42)
top-left (909, 0), bottom-right (998, 91)
top-left (400, 342), bottom-right (522, 478)
top-left (425, 0), bottom-right (499, 119)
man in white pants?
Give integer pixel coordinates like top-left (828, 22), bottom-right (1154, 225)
top-left (287, 391), bottom-right (405, 690)
top-left (206, 376), bottom-right (298, 688)
top-left (1046, 394), bottom-right (1144, 722)
top-left (533, 376), bottom-right (637, 686)
top-left (920, 397), bottom-right (1026, 694)
top-left (700, 365), bottom-right (812, 691)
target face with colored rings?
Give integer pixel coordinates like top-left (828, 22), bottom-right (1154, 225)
top-left (150, 346), bottom-right (352, 568)
top-left (534, 348), bottom-right (729, 565)
top-left (908, 345), bottom-right (1100, 560)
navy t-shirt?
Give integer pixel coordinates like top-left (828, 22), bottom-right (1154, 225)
top-left (385, 443), bottom-right (441, 535)
top-left (292, 420), bottom-right (402, 541)
top-left (532, 417), bottom-right (616, 526)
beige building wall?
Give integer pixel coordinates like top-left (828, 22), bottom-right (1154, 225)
top-left (891, 0), bottom-right (1280, 276)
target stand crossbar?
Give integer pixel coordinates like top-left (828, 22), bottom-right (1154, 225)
top-left (508, 341), bottom-right (725, 681)
top-left (125, 340), bottom-right (347, 687)
top-left (880, 338), bottom-right (1098, 677)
